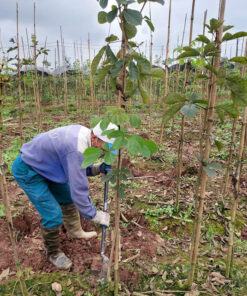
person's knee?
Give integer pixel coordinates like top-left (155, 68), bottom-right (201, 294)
top-left (42, 207), bottom-right (63, 229)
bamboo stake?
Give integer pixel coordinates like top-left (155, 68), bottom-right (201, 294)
top-left (175, 0), bottom-right (196, 208)
top-left (160, 0), bottom-right (172, 142)
top-left (88, 33), bottom-right (96, 110)
top-left (21, 36), bottom-right (28, 101)
top-left (60, 26), bottom-right (68, 115)
top-left (164, 0), bottom-right (172, 98)
top-left (16, 2), bottom-right (23, 143)
top-left (188, 0), bottom-right (226, 286)
top-left (33, 3), bottom-right (42, 131)
top-left (226, 40), bottom-right (247, 277)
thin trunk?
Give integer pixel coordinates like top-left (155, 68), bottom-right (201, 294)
top-left (188, 0), bottom-right (226, 286)
top-left (226, 107), bottom-right (247, 277)
top-left (226, 40), bottom-right (247, 277)
top-left (16, 3), bottom-right (23, 143)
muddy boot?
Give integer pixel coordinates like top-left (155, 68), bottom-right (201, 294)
top-left (61, 204), bottom-right (97, 239)
top-left (41, 227), bottom-right (72, 270)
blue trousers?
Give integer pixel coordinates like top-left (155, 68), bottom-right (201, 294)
top-left (12, 155), bottom-right (73, 229)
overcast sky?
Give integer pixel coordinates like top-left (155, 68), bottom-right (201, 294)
top-left (0, 0), bottom-right (246, 68)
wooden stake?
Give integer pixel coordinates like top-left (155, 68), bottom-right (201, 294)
top-left (188, 0), bottom-right (226, 286)
top-left (16, 2), bottom-right (23, 143)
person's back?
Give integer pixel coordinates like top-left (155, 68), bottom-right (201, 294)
top-left (20, 125), bottom-right (90, 183)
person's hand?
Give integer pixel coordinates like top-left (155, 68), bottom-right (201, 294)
top-left (99, 163), bottom-right (111, 175)
top-left (92, 210), bottom-right (110, 227)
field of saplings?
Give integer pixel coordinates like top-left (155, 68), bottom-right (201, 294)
top-left (0, 0), bottom-right (247, 295)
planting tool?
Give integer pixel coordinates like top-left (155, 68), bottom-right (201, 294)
top-left (99, 179), bottom-right (110, 281)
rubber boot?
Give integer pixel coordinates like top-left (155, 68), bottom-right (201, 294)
top-left (61, 204), bottom-right (97, 239)
top-left (41, 227), bottom-right (72, 270)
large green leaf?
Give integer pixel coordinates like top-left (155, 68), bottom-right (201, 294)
top-left (95, 64), bottom-right (111, 84)
top-left (110, 60), bottom-right (124, 77)
top-left (99, 0), bottom-right (108, 9)
top-left (223, 31), bottom-right (247, 42)
top-left (123, 9), bottom-right (142, 26)
top-left (106, 45), bottom-right (117, 63)
top-left (230, 56), bottom-right (247, 64)
top-left (91, 46), bottom-right (106, 75)
top-left (126, 135), bottom-right (142, 155)
top-left (105, 34), bottom-right (118, 43)
top-left (82, 147), bottom-right (102, 168)
top-left (124, 23), bottom-right (137, 39)
top-left (98, 11), bottom-right (108, 24)
top-left (195, 35), bottom-right (210, 44)
top-left (177, 48), bottom-right (200, 59)
top-left (107, 6), bottom-right (118, 23)
top-left (129, 61), bottom-right (139, 81)
top-left (104, 151), bottom-right (117, 165)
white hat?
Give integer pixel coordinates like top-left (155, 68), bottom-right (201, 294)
top-left (92, 122), bottom-right (118, 144)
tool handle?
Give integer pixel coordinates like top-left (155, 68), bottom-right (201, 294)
top-left (100, 181), bottom-right (109, 255)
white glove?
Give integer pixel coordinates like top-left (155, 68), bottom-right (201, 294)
top-left (92, 210), bottom-right (110, 227)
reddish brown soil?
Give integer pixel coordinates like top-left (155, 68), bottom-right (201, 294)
top-left (0, 203), bottom-right (165, 288)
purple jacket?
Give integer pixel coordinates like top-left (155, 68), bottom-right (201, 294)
top-left (20, 125), bottom-right (96, 219)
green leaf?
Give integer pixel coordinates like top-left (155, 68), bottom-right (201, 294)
top-left (99, 0), bottom-right (108, 9)
top-left (144, 16), bottom-right (154, 32)
top-left (105, 34), bottom-right (118, 43)
top-left (177, 48), bottom-right (200, 59)
top-left (110, 60), bottom-right (124, 77)
top-left (123, 9), bottom-right (142, 26)
top-left (138, 82), bottom-right (150, 104)
top-left (112, 136), bottom-right (126, 150)
top-left (91, 46), bottom-right (106, 75)
top-left (82, 147), bottom-right (102, 168)
top-left (104, 151), bottom-right (117, 165)
top-left (223, 25), bottom-right (234, 32)
top-left (98, 11), bottom-right (108, 24)
top-left (134, 54), bottom-right (151, 74)
top-left (203, 162), bottom-right (222, 177)
top-left (195, 35), bottom-right (210, 44)
top-left (215, 140), bottom-right (224, 151)
top-left (223, 31), bottom-right (247, 42)
top-left (166, 92), bottom-right (187, 104)
top-left (129, 61), bottom-right (139, 81)
top-left (230, 56), bottom-right (247, 64)
top-left (129, 114), bottom-right (141, 128)
top-left (100, 118), bottom-right (111, 130)
top-left (126, 135), bottom-right (142, 155)
top-left (106, 45), bottom-right (117, 63)
top-left (180, 103), bottom-right (198, 118)
top-left (95, 64), bottom-right (111, 84)
top-left (163, 102), bottom-right (185, 124)
top-left (107, 6), bottom-right (118, 23)
top-left (203, 42), bottom-right (218, 56)
top-left (209, 18), bottom-right (223, 32)
top-left (124, 23), bottom-right (137, 39)
top-left (143, 139), bottom-right (158, 156)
